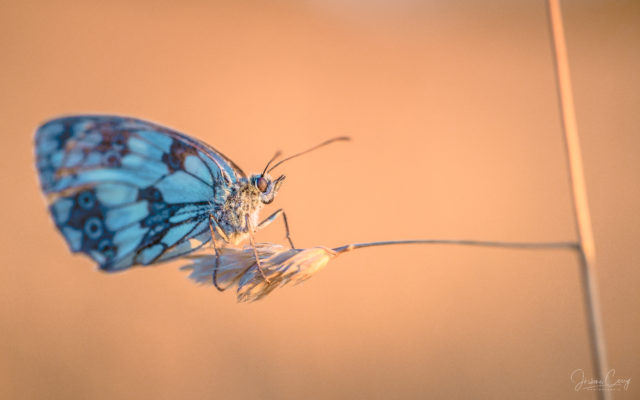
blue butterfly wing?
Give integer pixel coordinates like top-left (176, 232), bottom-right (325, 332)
top-left (35, 115), bottom-right (244, 271)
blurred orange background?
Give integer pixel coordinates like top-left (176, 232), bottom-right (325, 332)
top-left (1, 0), bottom-right (638, 399)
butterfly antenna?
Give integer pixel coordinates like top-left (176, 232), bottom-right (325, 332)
top-left (261, 151), bottom-right (282, 176)
top-left (267, 136), bottom-right (351, 173)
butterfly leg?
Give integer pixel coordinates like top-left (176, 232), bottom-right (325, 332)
top-left (246, 215), bottom-right (271, 284)
top-left (209, 215), bottom-right (229, 291)
top-left (257, 208), bottom-right (296, 249)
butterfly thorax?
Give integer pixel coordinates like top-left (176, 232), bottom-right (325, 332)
top-left (217, 180), bottom-right (264, 244)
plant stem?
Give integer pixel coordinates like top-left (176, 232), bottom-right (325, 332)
top-left (546, 1), bottom-right (609, 399)
top-left (332, 239), bottom-right (577, 254)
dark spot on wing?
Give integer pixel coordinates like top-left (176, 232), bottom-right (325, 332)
top-left (54, 188), bottom-right (118, 263)
top-left (162, 140), bottom-right (198, 172)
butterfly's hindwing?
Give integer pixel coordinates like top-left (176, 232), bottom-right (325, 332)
top-left (36, 115), bottom-right (244, 271)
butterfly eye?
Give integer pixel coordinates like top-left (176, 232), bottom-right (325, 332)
top-left (257, 177), bottom-right (269, 192)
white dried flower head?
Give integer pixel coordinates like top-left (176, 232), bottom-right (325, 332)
top-left (180, 243), bottom-right (337, 302)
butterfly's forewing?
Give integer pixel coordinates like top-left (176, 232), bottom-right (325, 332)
top-left (35, 115), bottom-right (244, 271)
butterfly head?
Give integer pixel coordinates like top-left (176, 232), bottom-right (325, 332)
top-left (250, 173), bottom-right (285, 204)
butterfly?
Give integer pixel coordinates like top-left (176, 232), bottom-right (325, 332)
top-left (35, 115), bottom-right (348, 280)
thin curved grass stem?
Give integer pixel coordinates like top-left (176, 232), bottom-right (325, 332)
top-left (332, 239), bottom-right (578, 254)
